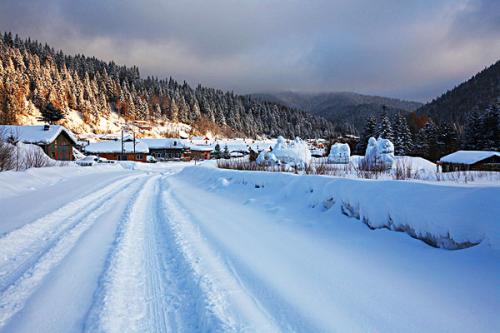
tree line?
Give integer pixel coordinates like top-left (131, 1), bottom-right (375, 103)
top-left (0, 32), bottom-right (335, 138)
top-left (355, 103), bottom-right (499, 161)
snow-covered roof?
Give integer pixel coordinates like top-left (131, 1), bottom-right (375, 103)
top-left (141, 138), bottom-right (189, 149)
top-left (439, 150), bottom-right (500, 165)
top-left (190, 145), bottom-right (213, 152)
top-left (85, 140), bottom-right (149, 154)
top-left (0, 125), bottom-right (77, 145)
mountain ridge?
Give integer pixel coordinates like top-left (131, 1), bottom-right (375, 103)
top-left (251, 91), bottom-right (422, 133)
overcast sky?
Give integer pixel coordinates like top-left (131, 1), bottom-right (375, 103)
top-left (1, 0), bottom-right (499, 102)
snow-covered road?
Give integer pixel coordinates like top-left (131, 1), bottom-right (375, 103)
top-left (0, 163), bottom-right (498, 332)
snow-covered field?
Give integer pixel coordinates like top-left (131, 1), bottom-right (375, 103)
top-left (0, 162), bottom-right (499, 332)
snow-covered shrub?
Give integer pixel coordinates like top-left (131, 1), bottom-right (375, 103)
top-left (362, 137), bottom-right (395, 170)
top-left (327, 143), bottom-right (350, 164)
top-left (256, 150), bottom-right (278, 166)
top-left (271, 136), bottom-right (311, 168)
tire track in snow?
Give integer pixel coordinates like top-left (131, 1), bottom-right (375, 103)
top-left (85, 175), bottom-right (223, 333)
top-left (0, 173), bottom-right (143, 293)
top-left (0, 174), bottom-right (148, 330)
top-left (159, 180), bottom-right (281, 332)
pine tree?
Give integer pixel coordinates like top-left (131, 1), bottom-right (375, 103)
top-left (223, 145), bottom-right (230, 159)
top-left (393, 113), bottom-right (413, 155)
top-left (213, 143), bottom-right (221, 159)
top-left (355, 116), bottom-right (377, 154)
top-left (463, 111), bottom-right (482, 149)
top-left (479, 104), bottom-right (499, 150)
top-left (377, 112), bottom-right (394, 141)
top-left (413, 121), bottom-right (439, 160)
top-left (38, 102), bottom-right (65, 124)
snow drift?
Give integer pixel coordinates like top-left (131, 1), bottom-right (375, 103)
top-left (178, 166), bottom-right (500, 250)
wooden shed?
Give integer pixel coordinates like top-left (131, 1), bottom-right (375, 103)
top-left (438, 150), bottom-right (500, 172)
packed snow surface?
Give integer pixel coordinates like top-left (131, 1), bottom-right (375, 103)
top-left (0, 162), bottom-right (498, 332)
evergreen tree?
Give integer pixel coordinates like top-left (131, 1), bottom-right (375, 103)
top-left (355, 116), bottom-right (377, 154)
top-left (377, 112), bottom-right (394, 141)
top-left (462, 111), bottom-right (482, 149)
top-left (38, 102), bottom-right (64, 124)
top-left (213, 143), bottom-right (221, 159)
top-left (413, 121), bottom-right (439, 161)
top-left (479, 104), bottom-right (499, 150)
top-left (393, 113), bottom-right (413, 155)
top-left (223, 145), bottom-right (230, 159)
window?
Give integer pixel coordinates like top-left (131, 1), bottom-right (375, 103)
top-left (136, 154), bottom-right (143, 160)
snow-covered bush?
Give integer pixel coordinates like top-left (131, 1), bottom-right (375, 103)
top-left (327, 143), bottom-right (350, 164)
top-left (256, 150), bottom-right (278, 166)
top-left (362, 137), bottom-right (395, 170)
top-left (271, 136), bottom-right (311, 168)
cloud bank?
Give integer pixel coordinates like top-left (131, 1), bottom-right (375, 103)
top-left (1, 0), bottom-right (499, 101)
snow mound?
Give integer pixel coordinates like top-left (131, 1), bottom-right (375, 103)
top-left (363, 137), bottom-right (395, 169)
top-left (271, 136), bottom-right (311, 168)
top-left (327, 143), bottom-right (350, 164)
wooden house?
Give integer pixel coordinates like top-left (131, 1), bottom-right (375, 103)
top-left (141, 138), bottom-right (190, 161)
top-left (438, 150), bottom-right (500, 172)
top-left (84, 140), bottom-right (149, 162)
top-left (0, 125), bottom-right (77, 161)
top-left (189, 145), bottom-right (212, 160)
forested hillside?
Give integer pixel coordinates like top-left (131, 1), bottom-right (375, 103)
top-left (0, 32), bottom-right (334, 138)
top-left (416, 60), bottom-right (500, 124)
top-left (253, 91), bottom-right (422, 133)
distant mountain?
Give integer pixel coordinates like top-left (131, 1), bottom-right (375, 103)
top-left (415, 60), bottom-right (500, 125)
top-left (252, 91), bottom-right (422, 133)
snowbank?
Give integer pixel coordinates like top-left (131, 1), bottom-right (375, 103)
top-left (178, 166), bottom-right (500, 250)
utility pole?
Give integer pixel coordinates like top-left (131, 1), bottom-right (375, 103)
top-left (121, 129), bottom-right (124, 160)
top-left (133, 131), bottom-right (136, 160)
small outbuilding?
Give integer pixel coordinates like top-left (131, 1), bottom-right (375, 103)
top-left (438, 150), bottom-right (500, 172)
top-left (84, 140), bottom-right (149, 162)
top-left (0, 125), bottom-right (77, 161)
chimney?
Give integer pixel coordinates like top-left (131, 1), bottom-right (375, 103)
top-left (43, 124), bottom-right (50, 131)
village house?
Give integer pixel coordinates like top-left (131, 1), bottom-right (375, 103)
top-left (141, 138), bottom-right (190, 161)
top-left (438, 150), bottom-right (500, 172)
top-left (84, 140), bottom-right (149, 162)
top-left (0, 125), bottom-right (77, 161)
top-left (189, 145), bottom-right (213, 160)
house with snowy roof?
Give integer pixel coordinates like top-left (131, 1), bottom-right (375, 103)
top-left (0, 125), bottom-right (77, 161)
top-left (438, 150), bottom-right (500, 172)
top-left (141, 138), bottom-right (190, 161)
top-left (84, 140), bottom-right (149, 162)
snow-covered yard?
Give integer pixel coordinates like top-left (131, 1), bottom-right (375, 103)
top-left (0, 162), bottom-right (498, 332)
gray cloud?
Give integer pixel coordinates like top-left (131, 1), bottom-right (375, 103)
top-left (0, 0), bottom-right (499, 102)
